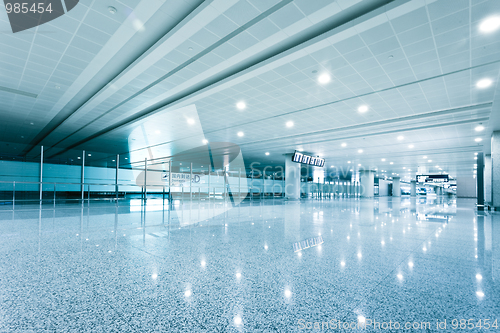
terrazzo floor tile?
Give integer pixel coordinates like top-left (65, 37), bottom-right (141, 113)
top-left (0, 197), bottom-right (499, 332)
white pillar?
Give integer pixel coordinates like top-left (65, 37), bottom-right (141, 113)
top-left (285, 155), bottom-right (301, 200)
top-left (359, 170), bottom-right (374, 197)
top-left (410, 180), bottom-right (416, 196)
top-left (392, 177), bottom-right (400, 197)
top-left (492, 131), bottom-right (500, 209)
top-left (485, 154), bottom-right (492, 204)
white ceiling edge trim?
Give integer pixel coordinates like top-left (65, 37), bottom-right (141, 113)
top-left (67, 0), bottom-right (235, 119)
top-left (42, 0), bottom-right (166, 120)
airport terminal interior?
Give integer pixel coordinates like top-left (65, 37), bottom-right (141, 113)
top-left (1, 0), bottom-right (500, 332)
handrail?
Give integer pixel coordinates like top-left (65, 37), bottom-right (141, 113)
top-left (0, 180), bottom-right (234, 187)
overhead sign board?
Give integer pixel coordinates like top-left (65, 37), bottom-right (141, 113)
top-left (416, 174), bottom-right (449, 183)
top-left (292, 151), bottom-right (324, 167)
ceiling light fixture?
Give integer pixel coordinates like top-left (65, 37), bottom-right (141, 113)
top-left (108, 6), bottom-right (117, 14)
top-left (358, 149), bottom-right (363, 153)
top-left (318, 73), bottom-right (331, 84)
top-left (476, 78), bottom-right (492, 88)
top-left (358, 105), bottom-right (368, 113)
top-left (236, 101), bottom-right (246, 110)
top-left (480, 16), bottom-right (500, 33)
top-left (397, 135), bottom-right (404, 140)
top-left (202, 139), bottom-right (208, 144)
top-left (341, 143), bottom-right (347, 147)
top-left (408, 144), bottom-right (414, 148)
top-left (187, 118), bottom-right (195, 125)
top-left (265, 152), bottom-right (270, 156)
top-left (381, 158), bottom-right (386, 161)
top-left (237, 131), bottom-right (244, 137)
top-left (286, 121), bottom-right (294, 128)
top-left (475, 125), bottom-right (484, 132)
top-left (475, 138), bottom-right (483, 142)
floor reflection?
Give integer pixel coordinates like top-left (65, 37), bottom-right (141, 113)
top-left (0, 196), bottom-right (498, 332)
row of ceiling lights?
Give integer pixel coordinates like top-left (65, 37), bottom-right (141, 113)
top-left (131, 14), bottom-right (498, 163)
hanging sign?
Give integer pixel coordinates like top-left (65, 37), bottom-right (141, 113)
top-left (292, 151), bottom-right (324, 167)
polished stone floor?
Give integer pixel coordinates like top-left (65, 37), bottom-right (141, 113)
top-left (0, 196), bottom-right (498, 332)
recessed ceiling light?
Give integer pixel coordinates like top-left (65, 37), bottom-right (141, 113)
top-left (330, 165), bottom-right (334, 167)
top-left (341, 142), bottom-right (347, 147)
top-left (265, 152), bottom-right (270, 156)
top-left (286, 121), bottom-right (294, 128)
top-left (88, 154), bottom-right (91, 157)
top-left (358, 164), bottom-right (361, 166)
top-left (476, 78), bottom-right (492, 88)
top-left (236, 101), bottom-right (246, 110)
top-left (358, 149), bottom-right (363, 153)
top-left (187, 118), bottom-right (195, 125)
top-left (237, 131), bottom-right (244, 137)
top-left (480, 16), bottom-right (500, 33)
top-left (318, 73), bottom-right (331, 84)
top-left (108, 6), bottom-right (117, 14)
top-left (475, 138), bottom-right (482, 142)
top-left (347, 161), bottom-right (351, 164)
top-left (390, 162), bottom-right (393, 165)
top-left (408, 144), bottom-right (414, 148)
top-left (77, 157), bottom-right (81, 160)
top-left (397, 135), bottom-right (404, 140)
top-left (423, 156), bottom-right (427, 159)
top-left (475, 125), bottom-right (484, 132)
top-left (358, 105), bottom-right (368, 113)
top-left (381, 158), bottom-right (386, 161)
top-left (428, 159), bottom-right (432, 162)
top-left (435, 165), bottom-right (439, 168)
top-left (202, 139), bottom-right (208, 144)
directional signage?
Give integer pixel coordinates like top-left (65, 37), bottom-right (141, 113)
top-left (292, 151), bottom-right (324, 167)
top-left (416, 174), bottom-right (449, 183)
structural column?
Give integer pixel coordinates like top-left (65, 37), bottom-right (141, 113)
top-left (477, 152), bottom-right (484, 210)
top-left (285, 154), bottom-right (301, 200)
top-left (436, 186), bottom-right (443, 196)
top-left (359, 170), bottom-right (375, 197)
top-left (491, 131), bottom-right (500, 210)
top-left (39, 146), bottom-right (44, 202)
top-left (485, 154), bottom-right (492, 205)
top-left (410, 180), bottom-right (416, 197)
top-left (392, 177), bottom-right (400, 197)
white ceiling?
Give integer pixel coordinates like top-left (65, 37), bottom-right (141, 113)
top-left (0, 0), bottom-right (499, 178)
